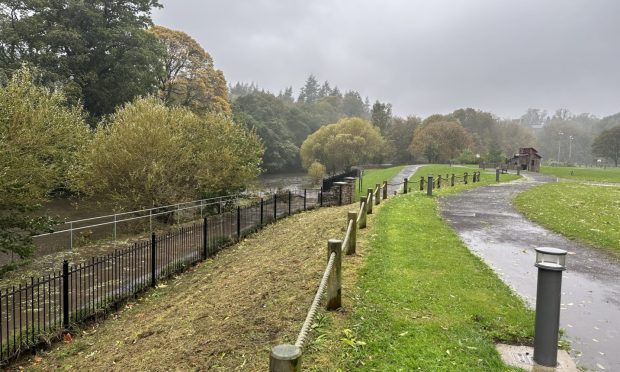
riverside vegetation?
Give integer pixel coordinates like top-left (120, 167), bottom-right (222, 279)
top-left (13, 167), bottom-right (534, 370)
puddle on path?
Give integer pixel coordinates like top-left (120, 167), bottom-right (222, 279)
top-left (440, 174), bottom-right (620, 371)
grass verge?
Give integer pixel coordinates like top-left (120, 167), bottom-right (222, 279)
top-left (410, 165), bottom-right (521, 195)
top-left (513, 182), bottom-right (620, 256)
top-left (539, 165), bottom-right (620, 183)
top-left (356, 166), bottom-right (406, 199)
top-left (305, 188), bottom-right (533, 371)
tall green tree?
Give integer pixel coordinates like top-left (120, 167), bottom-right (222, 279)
top-left (297, 74), bottom-right (320, 104)
top-left (592, 126), bottom-right (620, 166)
top-left (0, 67), bottom-right (91, 257)
top-left (386, 116), bottom-right (420, 163)
top-left (0, 0), bottom-right (163, 118)
top-left (371, 100), bottom-right (392, 133)
top-left (409, 121), bottom-right (474, 163)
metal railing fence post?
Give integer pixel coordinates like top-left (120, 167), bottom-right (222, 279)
top-left (151, 232), bottom-right (157, 287)
top-left (62, 260), bottom-right (69, 330)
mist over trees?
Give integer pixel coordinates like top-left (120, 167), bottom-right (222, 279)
top-left (230, 75), bottom-right (373, 173)
top-left (1, 0), bottom-right (620, 258)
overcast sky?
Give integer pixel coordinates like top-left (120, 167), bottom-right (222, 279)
top-left (153, 0), bottom-right (620, 119)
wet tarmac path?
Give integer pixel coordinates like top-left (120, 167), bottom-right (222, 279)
top-left (386, 164), bottom-right (422, 195)
top-left (439, 172), bottom-right (620, 371)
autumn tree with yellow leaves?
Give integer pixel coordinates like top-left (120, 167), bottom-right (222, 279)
top-left (150, 26), bottom-right (231, 115)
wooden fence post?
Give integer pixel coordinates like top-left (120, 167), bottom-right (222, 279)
top-left (464, 172), bottom-right (469, 185)
top-left (375, 184), bottom-right (381, 205)
top-left (404, 178), bottom-right (408, 194)
top-left (451, 174), bottom-right (455, 187)
top-left (346, 211), bottom-right (357, 255)
top-left (437, 175), bottom-right (441, 189)
top-left (427, 174), bottom-right (433, 196)
top-left (420, 176), bottom-right (424, 191)
top-left (358, 200), bottom-right (367, 229)
top-left (326, 239), bottom-right (342, 310)
top-left (269, 344), bottom-right (302, 372)
top-left (366, 189), bottom-right (373, 214)
top-left (382, 181), bottom-right (388, 200)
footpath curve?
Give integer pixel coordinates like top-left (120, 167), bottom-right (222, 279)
top-left (439, 172), bottom-right (620, 371)
top-left (386, 165), bottom-right (421, 195)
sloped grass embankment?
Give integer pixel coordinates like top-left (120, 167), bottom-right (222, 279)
top-left (18, 204), bottom-right (355, 371)
top-left (514, 182), bottom-right (620, 256)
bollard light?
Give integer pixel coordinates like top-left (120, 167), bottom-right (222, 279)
top-left (535, 247), bottom-right (566, 271)
top-left (533, 247), bottom-right (567, 368)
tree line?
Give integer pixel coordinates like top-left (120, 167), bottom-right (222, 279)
top-left (2, 0), bottom-right (620, 258)
top-left (0, 1), bottom-right (262, 258)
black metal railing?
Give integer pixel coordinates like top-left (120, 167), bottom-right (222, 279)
top-left (0, 188), bottom-right (339, 365)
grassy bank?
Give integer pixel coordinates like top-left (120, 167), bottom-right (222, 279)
top-left (356, 166), bottom-right (406, 199)
top-left (410, 165), bottom-right (521, 194)
top-left (540, 165), bottom-right (620, 183)
top-left (17, 204), bottom-right (355, 371)
top-left (306, 185), bottom-right (533, 370)
top-left (513, 182), bottom-right (620, 256)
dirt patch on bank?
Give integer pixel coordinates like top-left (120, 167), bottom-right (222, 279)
top-left (17, 204), bottom-right (356, 371)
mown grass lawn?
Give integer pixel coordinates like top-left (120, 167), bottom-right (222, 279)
top-left (410, 165), bottom-right (520, 194)
top-left (513, 182), bottom-right (620, 256)
top-left (356, 166), bottom-right (406, 199)
top-left (540, 165), bottom-right (620, 183)
top-left (306, 180), bottom-right (533, 371)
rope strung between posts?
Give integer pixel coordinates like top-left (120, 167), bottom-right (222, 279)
top-left (342, 219), bottom-right (353, 250)
top-left (295, 251), bottom-right (336, 349)
top-left (356, 202), bottom-right (365, 223)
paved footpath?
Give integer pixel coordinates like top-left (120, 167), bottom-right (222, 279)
top-left (386, 165), bottom-right (422, 195)
top-left (439, 172), bottom-right (620, 371)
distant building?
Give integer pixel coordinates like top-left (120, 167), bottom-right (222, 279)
top-left (508, 147), bottom-right (542, 172)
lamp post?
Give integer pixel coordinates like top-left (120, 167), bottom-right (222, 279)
top-left (533, 247), bottom-right (567, 368)
top-left (568, 135), bottom-right (574, 163)
top-left (557, 132), bottom-right (564, 163)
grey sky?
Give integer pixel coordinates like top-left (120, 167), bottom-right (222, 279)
top-left (153, 0), bottom-right (620, 119)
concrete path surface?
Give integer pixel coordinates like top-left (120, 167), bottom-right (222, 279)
top-left (439, 172), bottom-right (620, 371)
top-left (386, 165), bottom-right (422, 195)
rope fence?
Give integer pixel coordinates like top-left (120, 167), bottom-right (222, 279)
top-left (269, 167), bottom-right (507, 371)
top-left (269, 182), bottom-right (384, 371)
